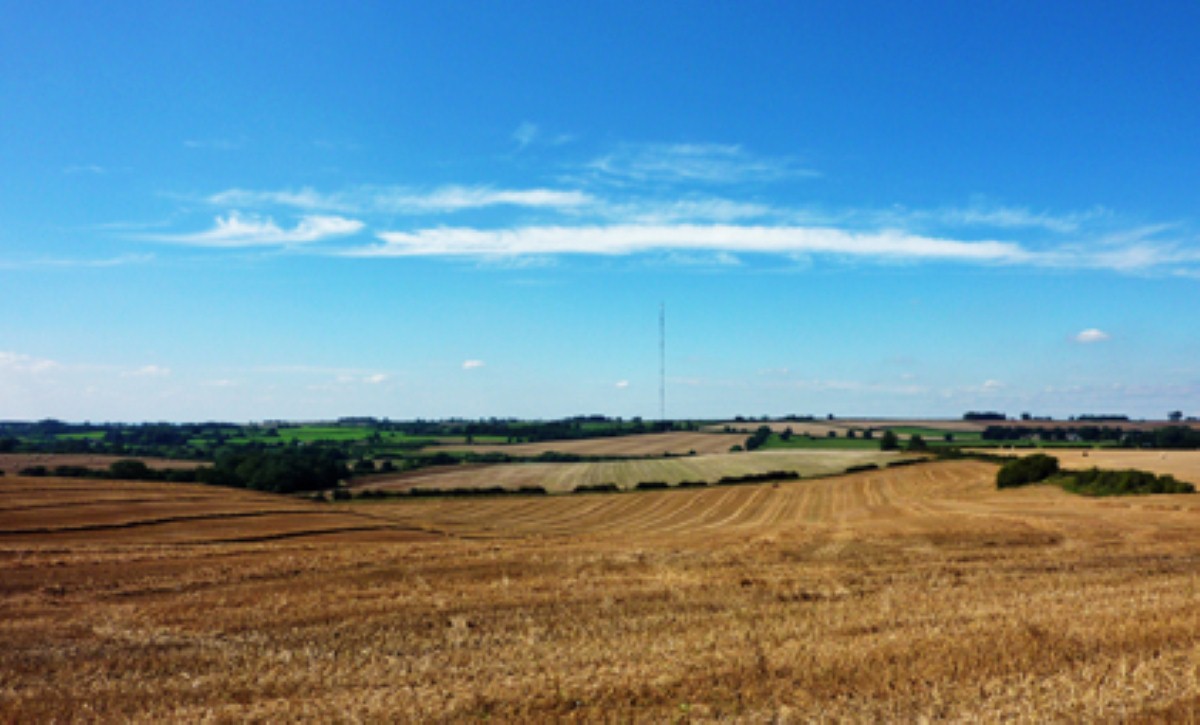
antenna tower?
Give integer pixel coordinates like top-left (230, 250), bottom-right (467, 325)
top-left (659, 302), bottom-right (666, 425)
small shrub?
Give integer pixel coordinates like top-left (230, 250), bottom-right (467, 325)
top-left (634, 480), bottom-right (670, 490)
top-left (676, 480), bottom-right (709, 488)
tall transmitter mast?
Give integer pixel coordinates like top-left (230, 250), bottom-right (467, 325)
top-left (659, 302), bottom-right (666, 425)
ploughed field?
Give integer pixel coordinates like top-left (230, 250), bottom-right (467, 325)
top-left (6, 460), bottom-right (1200, 720)
top-left (358, 449), bottom-right (899, 493)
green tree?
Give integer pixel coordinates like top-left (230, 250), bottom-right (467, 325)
top-left (880, 430), bottom-right (899, 451)
top-left (905, 434), bottom-right (928, 452)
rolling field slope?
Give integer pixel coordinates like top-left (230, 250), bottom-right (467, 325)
top-left (6, 462), bottom-right (1200, 720)
top-left (0, 476), bottom-right (433, 544)
top-left (359, 449), bottom-right (900, 492)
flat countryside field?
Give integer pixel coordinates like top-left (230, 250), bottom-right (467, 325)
top-left (6, 460), bottom-right (1200, 720)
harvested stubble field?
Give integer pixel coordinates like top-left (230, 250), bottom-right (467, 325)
top-left (434, 430), bottom-right (746, 457)
top-left (357, 449), bottom-right (900, 493)
top-left (6, 461), bottom-right (1200, 720)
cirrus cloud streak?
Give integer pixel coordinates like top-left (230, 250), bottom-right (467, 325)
top-left (148, 212), bottom-right (364, 247)
top-left (352, 224), bottom-right (1029, 264)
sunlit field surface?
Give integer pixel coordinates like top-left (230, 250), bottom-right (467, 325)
top-left (359, 449), bottom-right (899, 493)
top-left (5, 461), bottom-right (1200, 720)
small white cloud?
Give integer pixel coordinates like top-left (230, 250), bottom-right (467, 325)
top-left (513, 122), bottom-right (539, 149)
top-left (152, 212), bottom-right (364, 248)
top-left (462, 360), bottom-right (485, 370)
top-left (1075, 329), bottom-right (1111, 344)
top-left (982, 379), bottom-right (1004, 390)
top-left (615, 380), bottom-right (630, 389)
top-left (125, 364), bottom-right (171, 378)
top-left (364, 373), bottom-right (389, 384)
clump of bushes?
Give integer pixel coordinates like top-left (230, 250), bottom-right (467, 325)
top-left (1063, 468), bottom-right (1194, 496)
top-left (634, 480), bottom-right (670, 490)
top-left (717, 470), bottom-right (800, 486)
top-left (996, 454), bottom-right (1060, 488)
top-left (843, 463), bottom-right (880, 474)
top-left (407, 486), bottom-right (508, 497)
top-left (676, 480), bottom-right (709, 488)
top-left (573, 482), bottom-right (620, 494)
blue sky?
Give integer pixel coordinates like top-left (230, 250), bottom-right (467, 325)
top-left (2, 1), bottom-right (1199, 422)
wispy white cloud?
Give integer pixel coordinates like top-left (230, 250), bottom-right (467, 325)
top-left (597, 198), bottom-right (775, 224)
top-left (355, 224), bottom-right (1028, 263)
top-left (375, 186), bottom-right (593, 213)
top-left (900, 202), bottom-right (1111, 234)
top-left (124, 364), bottom-right (171, 378)
top-left (150, 212), bottom-right (364, 248)
top-left (205, 185), bottom-right (594, 214)
top-left (513, 122), bottom-right (539, 149)
top-left (207, 188), bottom-right (348, 212)
top-left (0, 254), bottom-right (155, 270)
top-left (511, 122), bottom-right (573, 150)
top-left (0, 351), bottom-right (61, 374)
top-left (1075, 328), bottom-right (1110, 344)
top-left (614, 380), bottom-right (630, 389)
top-left (586, 143), bottom-right (817, 185)
top-left (462, 360), bottom-right (485, 370)
top-left (341, 219), bottom-right (1200, 275)
top-left (63, 164), bottom-right (107, 175)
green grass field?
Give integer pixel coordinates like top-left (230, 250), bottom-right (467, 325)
top-left (54, 432), bottom-right (107, 441)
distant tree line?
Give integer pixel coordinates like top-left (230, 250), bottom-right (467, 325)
top-left (983, 425), bottom-right (1200, 448)
top-left (964, 411), bottom-right (1007, 421)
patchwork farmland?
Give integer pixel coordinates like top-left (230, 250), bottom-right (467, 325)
top-left (6, 458), bottom-right (1200, 720)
